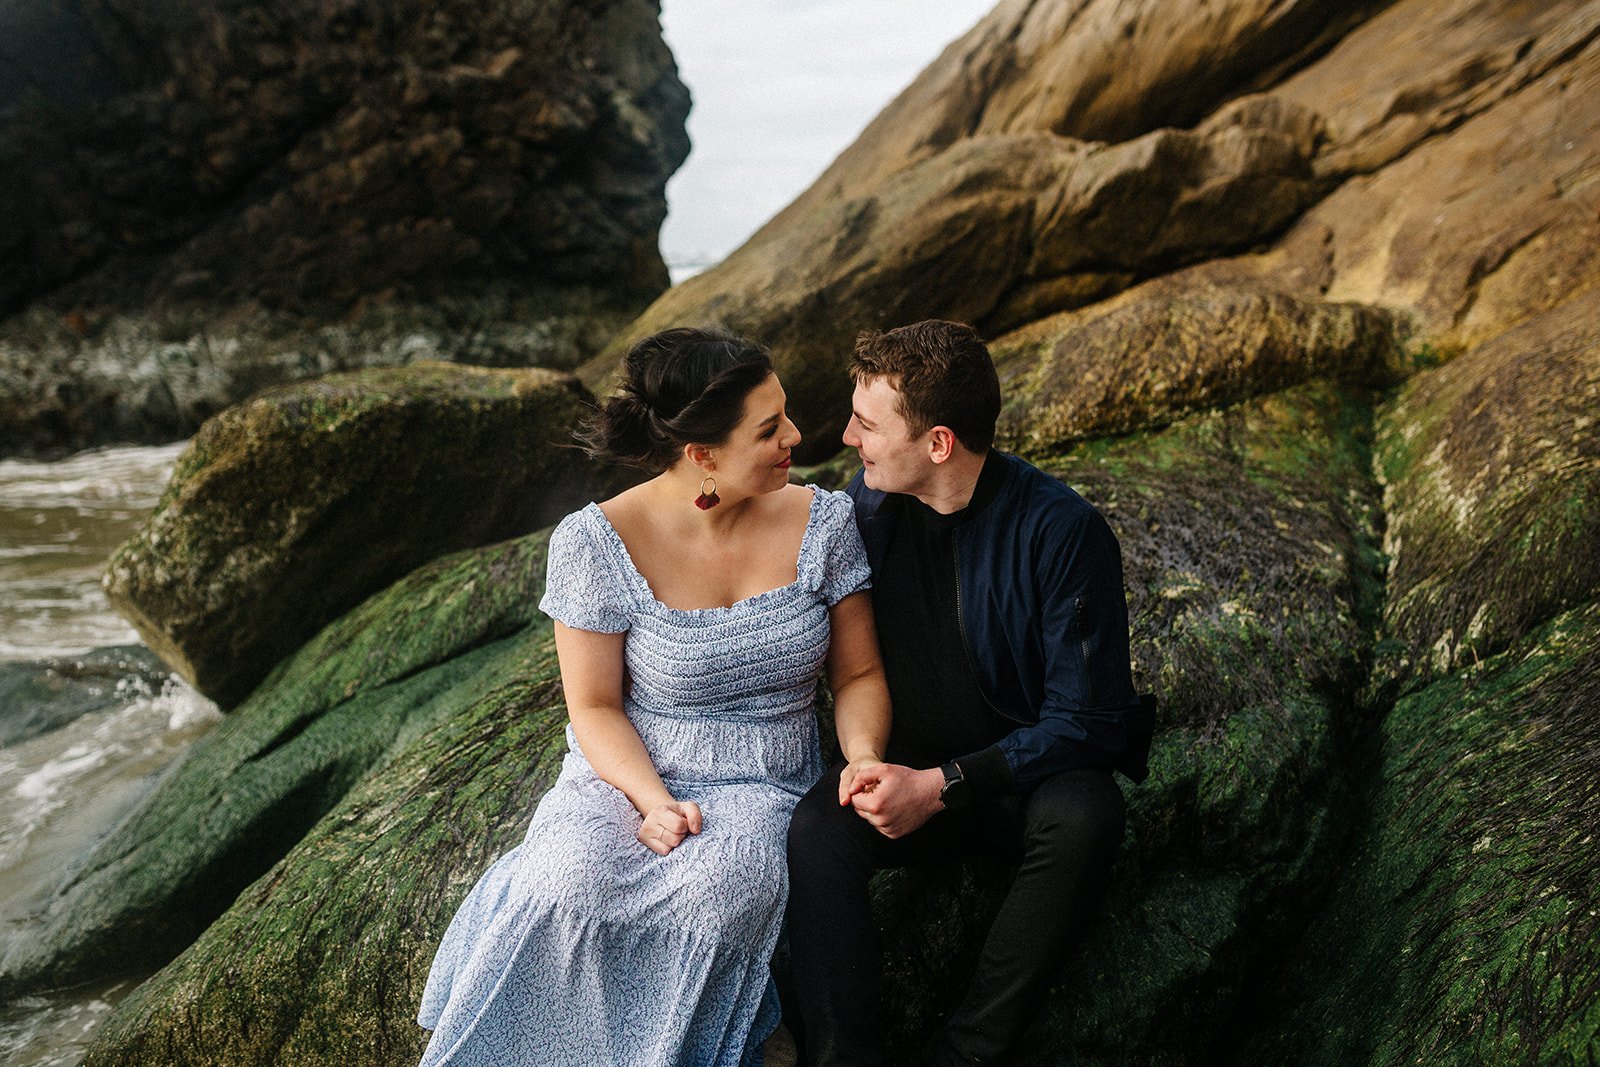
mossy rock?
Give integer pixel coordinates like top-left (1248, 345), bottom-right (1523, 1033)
top-left (1375, 291), bottom-right (1600, 693)
top-left (0, 531), bottom-right (551, 995)
top-left (1240, 601), bottom-right (1600, 1064)
top-left (991, 275), bottom-right (1407, 453)
top-left (865, 381), bottom-right (1383, 1063)
top-left (81, 636), bottom-right (570, 1067)
top-left (103, 361), bottom-right (624, 707)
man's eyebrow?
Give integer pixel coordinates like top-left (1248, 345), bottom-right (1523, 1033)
top-left (852, 409), bottom-right (875, 427)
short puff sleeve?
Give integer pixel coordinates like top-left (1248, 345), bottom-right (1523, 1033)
top-left (538, 508), bottom-right (633, 633)
top-left (804, 488), bottom-right (872, 607)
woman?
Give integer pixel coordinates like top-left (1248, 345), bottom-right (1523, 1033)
top-left (416, 327), bottom-right (890, 1066)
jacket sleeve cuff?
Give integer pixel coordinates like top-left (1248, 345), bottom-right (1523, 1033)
top-left (954, 744), bottom-right (1013, 801)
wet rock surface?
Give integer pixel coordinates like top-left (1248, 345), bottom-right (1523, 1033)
top-left (1, 532), bottom-right (553, 996)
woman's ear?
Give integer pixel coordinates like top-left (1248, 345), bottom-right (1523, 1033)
top-left (684, 442), bottom-right (716, 471)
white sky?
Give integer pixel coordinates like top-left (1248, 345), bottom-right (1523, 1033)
top-left (658, 1), bottom-right (995, 270)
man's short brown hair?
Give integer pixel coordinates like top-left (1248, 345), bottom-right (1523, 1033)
top-left (851, 320), bottom-right (1001, 452)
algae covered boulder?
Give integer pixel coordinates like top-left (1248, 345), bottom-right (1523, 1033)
top-left (1, 531), bottom-right (554, 996)
top-left (81, 637), bottom-right (571, 1067)
top-left (1225, 285), bottom-right (1600, 1063)
top-left (1374, 290), bottom-right (1600, 692)
top-left (102, 361), bottom-right (622, 708)
top-left (1243, 603), bottom-right (1600, 1064)
top-left (991, 272), bottom-right (1406, 451)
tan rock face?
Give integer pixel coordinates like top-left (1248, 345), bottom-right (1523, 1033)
top-left (102, 362), bottom-right (626, 707)
top-left (747, 0), bottom-right (1364, 248)
top-left (1286, 27), bottom-right (1600, 349)
top-left (594, 104), bottom-right (1323, 459)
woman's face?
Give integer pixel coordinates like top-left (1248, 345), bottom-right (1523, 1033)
top-left (708, 373), bottom-right (802, 497)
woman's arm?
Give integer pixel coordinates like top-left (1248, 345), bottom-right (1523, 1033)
top-left (553, 620), bottom-right (701, 855)
top-left (825, 590), bottom-right (892, 805)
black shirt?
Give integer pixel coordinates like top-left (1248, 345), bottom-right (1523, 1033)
top-left (872, 452), bottom-right (1014, 798)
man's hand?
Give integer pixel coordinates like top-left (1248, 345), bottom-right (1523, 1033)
top-left (838, 756), bottom-right (887, 806)
top-left (848, 763), bottom-right (945, 839)
top-left (638, 800), bottom-right (703, 855)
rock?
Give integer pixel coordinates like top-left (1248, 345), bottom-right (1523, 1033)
top-left (0, 0), bottom-right (688, 459)
top-left (1375, 290), bottom-right (1600, 693)
top-left (0, 288), bottom-right (651, 458)
top-left (81, 631), bottom-right (570, 1067)
top-left (991, 271), bottom-right (1406, 452)
top-left (0, 0), bottom-right (688, 316)
top-left (1, 532), bottom-right (552, 995)
top-left (1271, 0), bottom-right (1600, 180)
top-left (1276, 15), bottom-right (1600, 350)
top-left (0, 645), bottom-right (168, 746)
top-left (592, 104), bottom-right (1323, 461)
top-left (101, 361), bottom-right (623, 708)
top-left (1239, 602), bottom-right (1600, 1064)
top-left (745, 0), bottom-right (1368, 248)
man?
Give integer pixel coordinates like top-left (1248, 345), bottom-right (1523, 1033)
top-left (786, 320), bottom-right (1154, 1065)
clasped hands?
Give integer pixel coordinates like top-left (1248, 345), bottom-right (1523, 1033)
top-left (638, 759), bottom-right (945, 853)
top-left (838, 757), bottom-right (945, 839)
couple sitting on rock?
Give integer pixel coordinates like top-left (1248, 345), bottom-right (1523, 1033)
top-left (414, 320), bottom-right (1154, 1066)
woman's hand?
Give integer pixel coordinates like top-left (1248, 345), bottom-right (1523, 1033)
top-left (638, 800), bottom-right (703, 856)
top-left (838, 756), bottom-right (886, 806)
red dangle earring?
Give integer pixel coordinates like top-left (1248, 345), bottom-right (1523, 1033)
top-left (694, 474), bottom-right (720, 510)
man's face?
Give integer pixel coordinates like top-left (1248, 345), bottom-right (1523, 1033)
top-left (842, 376), bottom-right (934, 495)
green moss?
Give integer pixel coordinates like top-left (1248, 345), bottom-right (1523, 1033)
top-left (1243, 602), bottom-right (1600, 1064)
top-left (4, 531), bottom-right (550, 993)
top-left (103, 361), bottom-right (617, 706)
top-left (84, 635), bottom-right (572, 1066)
top-left (1374, 293), bottom-right (1600, 691)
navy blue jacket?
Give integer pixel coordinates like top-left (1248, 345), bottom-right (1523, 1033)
top-left (847, 451), bottom-right (1154, 790)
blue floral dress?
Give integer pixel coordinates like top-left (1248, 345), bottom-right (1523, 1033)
top-left (417, 487), bottom-right (870, 1066)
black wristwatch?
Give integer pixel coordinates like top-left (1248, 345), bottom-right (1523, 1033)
top-left (939, 762), bottom-right (972, 811)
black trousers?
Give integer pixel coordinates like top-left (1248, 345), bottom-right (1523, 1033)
top-left (784, 763), bottom-right (1125, 1066)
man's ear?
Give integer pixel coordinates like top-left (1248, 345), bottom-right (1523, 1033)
top-left (684, 442), bottom-right (716, 471)
top-left (927, 426), bottom-right (958, 465)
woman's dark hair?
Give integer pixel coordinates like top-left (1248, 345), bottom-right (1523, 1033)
top-left (580, 326), bottom-right (775, 471)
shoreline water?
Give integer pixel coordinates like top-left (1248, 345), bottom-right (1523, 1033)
top-left (0, 442), bottom-right (219, 1067)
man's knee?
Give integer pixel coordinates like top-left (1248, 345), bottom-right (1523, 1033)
top-left (1022, 769), bottom-right (1125, 863)
top-left (787, 766), bottom-right (856, 866)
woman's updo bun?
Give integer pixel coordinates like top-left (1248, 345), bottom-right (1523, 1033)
top-left (580, 326), bottom-right (774, 471)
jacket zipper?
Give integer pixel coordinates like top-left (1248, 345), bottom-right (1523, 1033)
top-left (1076, 594), bottom-right (1097, 706)
top-left (953, 533), bottom-right (1028, 724)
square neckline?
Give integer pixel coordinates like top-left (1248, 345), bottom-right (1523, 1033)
top-left (585, 486), bottom-right (826, 615)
